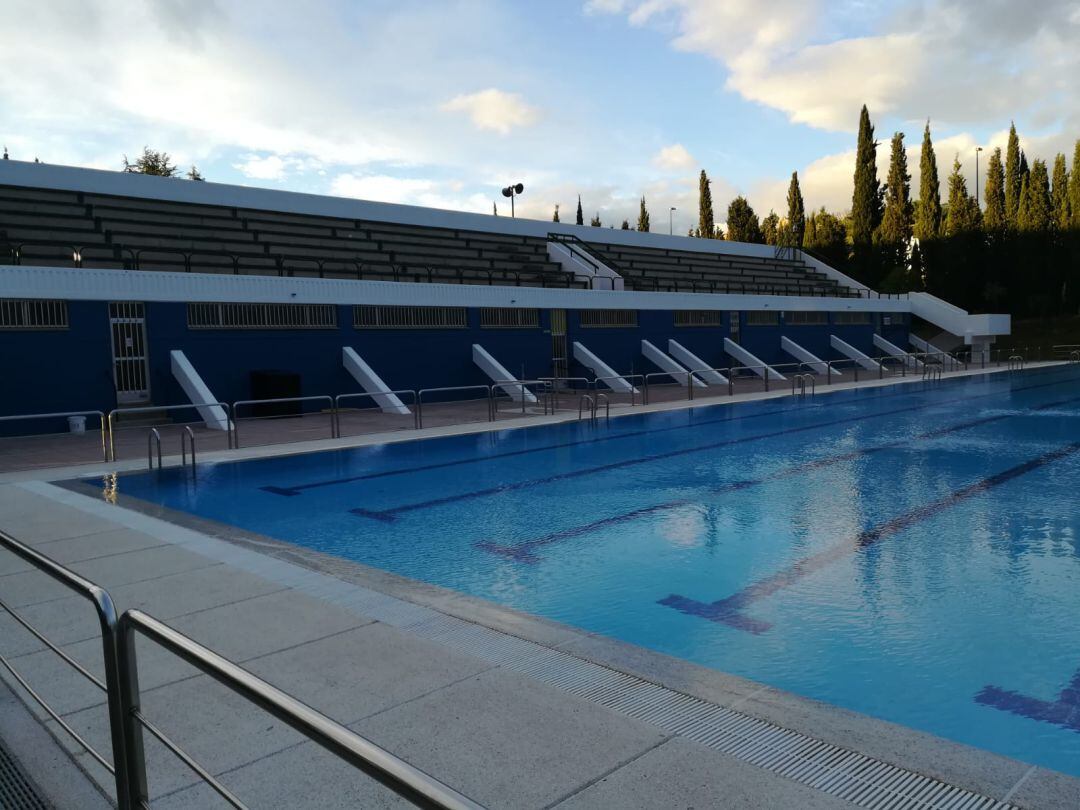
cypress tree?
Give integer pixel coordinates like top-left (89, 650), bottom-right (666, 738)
top-left (493, 202), bottom-right (498, 216)
top-left (1070, 140), bottom-right (1080, 229)
top-left (1004, 123), bottom-right (1021, 227)
top-left (621, 219), bottom-right (630, 230)
top-left (698, 170), bottom-right (714, 238)
top-left (762, 211), bottom-right (780, 245)
top-left (804, 207), bottom-right (847, 266)
top-left (879, 132), bottom-right (913, 264)
top-left (786, 172), bottom-right (805, 246)
top-left (851, 105), bottom-right (882, 249)
top-left (725, 196), bottom-right (763, 243)
top-left (982, 147), bottom-right (1006, 232)
top-left (945, 156), bottom-right (979, 236)
top-left (636, 196), bottom-right (650, 232)
top-left (575, 195), bottom-right (584, 226)
top-left (1051, 153), bottom-right (1070, 230)
top-left (1016, 174), bottom-right (1030, 229)
top-left (552, 204), bottom-right (560, 223)
top-left (915, 121), bottom-right (942, 241)
top-left (1019, 159), bottom-right (1053, 232)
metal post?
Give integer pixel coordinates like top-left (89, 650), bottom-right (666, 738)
top-left (116, 620), bottom-right (149, 808)
top-left (763, 366), bottom-right (769, 392)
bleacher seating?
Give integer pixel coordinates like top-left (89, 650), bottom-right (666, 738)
top-left (0, 182), bottom-right (856, 296)
top-left (583, 241), bottom-right (857, 297)
top-left (0, 185), bottom-right (582, 289)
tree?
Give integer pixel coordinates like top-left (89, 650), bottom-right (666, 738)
top-left (575, 195), bottom-right (584, 226)
top-left (1005, 123), bottom-right (1022, 227)
top-left (552, 204), bottom-right (560, 223)
top-left (945, 156), bottom-right (980, 236)
top-left (804, 208), bottom-right (847, 266)
top-left (725, 196), bottom-right (763, 243)
top-left (762, 210), bottom-right (780, 245)
top-left (983, 147), bottom-right (1006, 232)
top-left (493, 202), bottom-right (498, 216)
top-left (590, 213), bottom-right (601, 227)
top-left (122, 147), bottom-right (179, 177)
top-left (636, 196), bottom-right (650, 232)
top-left (1070, 140), bottom-right (1080, 229)
top-left (1051, 153), bottom-right (1070, 230)
top-left (915, 121), bottom-right (942, 241)
top-left (850, 105), bottom-right (882, 248)
top-left (786, 172), bottom-right (805, 246)
top-left (878, 132), bottom-right (913, 267)
top-left (187, 165), bottom-right (205, 181)
top-left (698, 170), bottom-right (714, 238)
top-left (1019, 159), bottom-right (1053, 232)
top-left (621, 219), bottom-right (630, 230)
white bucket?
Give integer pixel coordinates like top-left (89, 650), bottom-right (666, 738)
top-left (67, 415), bottom-right (87, 434)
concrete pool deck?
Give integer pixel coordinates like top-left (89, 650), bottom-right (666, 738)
top-left (2, 363), bottom-right (1079, 808)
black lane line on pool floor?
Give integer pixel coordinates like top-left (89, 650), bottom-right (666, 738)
top-left (348, 371), bottom-right (1080, 523)
top-left (976, 666), bottom-right (1080, 734)
top-left (475, 392), bottom-right (1080, 563)
top-left (262, 365), bottom-right (1077, 498)
top-left (659, 440), bottom-right (1080, 634)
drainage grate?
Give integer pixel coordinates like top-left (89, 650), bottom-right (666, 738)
top-left (0, 738), bottom-right (50, 810)
top-left (390, 611), bottom-right (1016, 810)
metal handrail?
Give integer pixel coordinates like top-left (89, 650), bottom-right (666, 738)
top-left (108, 402), bottom-right (232, 462)
top-left (643, 370), bottom-right (696, 405)
top-left (147, 428), bottom-right (162, 470)
top-left (491, 379), bottom-right (554, 417)
top-left (923, 363), bottom-right (943, 381)
top-left (594, 392), bottom-right (610, 421)
top-left (577, 394), bottom-right (594, 420)
top-left (0, 410), bottom-right (108, 462)
top-left (791, 373), bottom-right (816, 397)
top-left (0, 530), bottom-right (133, 807)
top-left (335, 390), bottom-right (420, 431)
top-left (416, 385), bottom-right (494, 429)
top-left (116, 610), bottom-right (483, 810)
top-left (181, 426), bottom-right (196, 474)
top-left (1008, 354), bottom-right (1025, 372)
top-left (592, 374), bottom-right (644, 406)
top-left (231, 395), bottom-right (337, 448)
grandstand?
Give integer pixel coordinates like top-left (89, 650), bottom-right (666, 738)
top-left (0, 159), bottom-right (1009, 435)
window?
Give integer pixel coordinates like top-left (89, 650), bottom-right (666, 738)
top-left (745, 311), bottom-right (779, 326)
top-left (187, 303), bottom-right (337, 329)
top-left (0, 299), bottom-right (69, 329)
top-left (353, 305), bottom-right (466, 329)
top-left (833, 311), bottom-right (871, 325)
top-left (579, 309), bottom-right (637, 328)
top-left (784, 311), bottom-right (827, 326)
top-left (479, 308), bottom-right (540, 328)
top-left (674, 310), bottom-right (723, 327)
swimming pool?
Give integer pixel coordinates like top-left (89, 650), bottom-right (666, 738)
top-left (107, 367), bottom-right (1080, 776)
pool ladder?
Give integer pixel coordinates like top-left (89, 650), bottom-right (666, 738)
top-left (791, 373), bottom-right (815, 398)
top-left (578, 393), bottom-right (610, 423)
top-left (922, 364), bottom-right (943, 382)
top-left (1008, 354), bottom-right (1025, 372)
top-left (146, 427), bottom-right (197, 476)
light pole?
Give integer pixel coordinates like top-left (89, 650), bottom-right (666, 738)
top-left (975, 146), bottom-right (983, 207)
top-left (501, 183), bottom-right (524, 218)
top-left (669, 207), bottom-right (676, 235)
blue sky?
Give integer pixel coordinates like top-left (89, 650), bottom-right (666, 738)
top-left (2, 0), bottom-right (1078, 233)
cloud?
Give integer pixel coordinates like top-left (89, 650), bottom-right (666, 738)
top-left (440, 89), bottom-right (540, 134)
top-left (588, 0), bottom-right (1080, 133)
top-left (233, 154), bottom-right (288, 181)
top-left (330, 173), bottom-right (492, 213)
top-left (653, 143), bottom-right (695, 171)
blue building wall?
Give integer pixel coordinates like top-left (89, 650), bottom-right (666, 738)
top-left (0, 300), bottom-right (908, 433)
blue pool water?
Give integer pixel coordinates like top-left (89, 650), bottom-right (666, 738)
top-left (108, 367), bottom-right (1080, 775)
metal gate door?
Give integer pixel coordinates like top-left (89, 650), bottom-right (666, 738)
top-left (550, 309), bottom-right (568, 381)
top-left (108, 302), bottom-right (151, 404)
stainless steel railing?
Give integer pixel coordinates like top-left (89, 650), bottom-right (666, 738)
top-left (0, 530), bottom-right (484, 810)
top-left (231, 395), bottom-right (337, 448)
top-left (0, 410), bottom-right (109, 462)
top-left (0, 529), bottom-right (134, 807)
top-left (108, 402), bottom-right (233, 462)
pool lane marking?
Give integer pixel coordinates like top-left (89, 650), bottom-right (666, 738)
top-left (658, 441), bottom-right (1080, 635)
top-left (976, 667), bottom-right (1080, 734)
top-left (262, 365), bottom-right (1079, 497)
top-left (348, 373), bottom-right (1080, 523)
top-left (475, 393), bottom-right (1080, 563)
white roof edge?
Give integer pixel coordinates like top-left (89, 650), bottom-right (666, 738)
top-left (0, 265), bottom-right (911, 312)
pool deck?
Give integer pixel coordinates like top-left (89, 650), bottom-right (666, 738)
top-left (2, 362), bottom-right (1079, 808)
